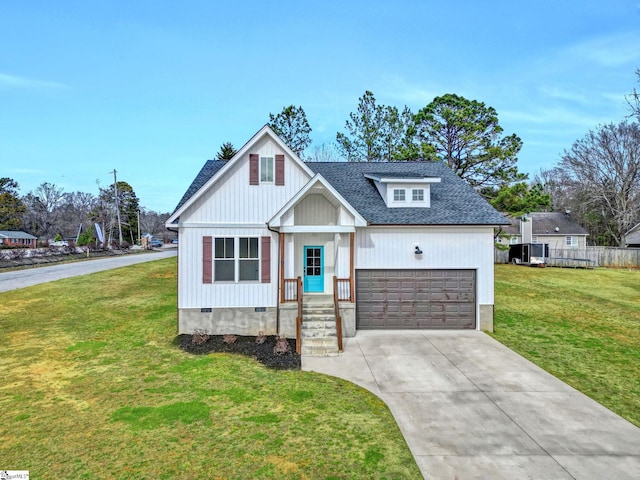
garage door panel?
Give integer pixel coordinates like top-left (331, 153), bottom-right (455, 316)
top-left (356, 269), bottom-right (476, 330)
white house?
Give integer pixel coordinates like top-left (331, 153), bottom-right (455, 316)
top-left (166, 126), bottom-right (508, 351)
top-left (499, 212), bottom-right (589, 250)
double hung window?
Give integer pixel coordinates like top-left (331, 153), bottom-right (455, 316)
top-left (214, 237), bottom-right (259, 282)
top-left (260, 157), bottom-right (274, 183)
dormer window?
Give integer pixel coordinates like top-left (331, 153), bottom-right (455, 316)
top-left (364, 173), bottom-right (441, 208)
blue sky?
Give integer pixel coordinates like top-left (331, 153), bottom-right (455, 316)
top-left (2, 1), bottom-right (639, 213)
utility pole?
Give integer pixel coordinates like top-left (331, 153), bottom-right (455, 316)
top-left (110, 169), bottom-right (124, 245)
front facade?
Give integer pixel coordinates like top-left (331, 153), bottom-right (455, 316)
top-left (0, 231), bottom-right (37, 248)
top-left (167, 126), bottom-right (508, 337)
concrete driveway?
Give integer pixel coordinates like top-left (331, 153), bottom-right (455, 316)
top-left (303, 331), bottom-right (640, 480)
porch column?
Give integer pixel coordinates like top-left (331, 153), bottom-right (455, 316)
top-left (350, 232), bottom-right (355, 302)
top-left (279, 232), bottom-right (285, 303)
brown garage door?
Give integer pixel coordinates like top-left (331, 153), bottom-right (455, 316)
top-left (356, 269), bottom-right (476, 329)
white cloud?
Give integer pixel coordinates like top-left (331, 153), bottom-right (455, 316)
top-left (0, 73), bottom-right (69, 90)
top-left (537, 86), bottom-right (589, 105)
top-left (562, 31), bottom-right (640, 68)
top-left (377, 74), bottom-right (439, 107)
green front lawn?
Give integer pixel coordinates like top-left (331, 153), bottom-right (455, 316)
top-left (0, 258), bottom-right (421, 479)
top-left (493, 264), bottom-right (640, 427)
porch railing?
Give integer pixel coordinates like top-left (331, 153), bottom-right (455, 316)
top-left (335, 277), bottom-right (352, 302)
top-left (283, 278), bottom-right (299, 302)
top-left (295, 277), bottom-right (302, 354)
top-left (332, 276), bottom-right (344, 352)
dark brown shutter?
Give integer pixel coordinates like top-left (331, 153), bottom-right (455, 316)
top-left (249, 154), bottom-right (259, 185)
top-left (275, 154), bottom-right (285, 186)
top-left (261, 236), bottom-right (271, 283)
top-left (203, 236), bottom-right (213, 284)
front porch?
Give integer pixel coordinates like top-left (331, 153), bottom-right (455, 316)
top-left (268, 174), bottom-right (366, 354)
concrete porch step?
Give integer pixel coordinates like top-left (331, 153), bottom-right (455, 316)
top-left (301, 345), bottom-right (339, 356)
top-left (303, 315), bottom-right (336, 323)
top-left (301, 334), bottom-right (339, 356)
top-left (302, 336), bottom-right (338, 346)
top-left (301, 326), bottom-right (337, 337)
top-left (302, 307), bottom-right (335, 315)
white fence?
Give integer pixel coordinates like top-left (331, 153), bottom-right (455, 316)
top-left (495, 246), bottom-right (640, 268)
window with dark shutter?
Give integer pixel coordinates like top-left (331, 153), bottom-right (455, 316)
top-left (203, 236), bottom-right (213, 284)
top-left (249, 154), bottom-right (259, 185)
top-left (261, 236), bottom-right (271, 283)
top-left (275, 154), bottom-right (284, 185)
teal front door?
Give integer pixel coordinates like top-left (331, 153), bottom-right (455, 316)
top-left (303, 246), bottom-right (324, 293)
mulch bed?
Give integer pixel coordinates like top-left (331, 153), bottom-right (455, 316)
top-left (177, 334), bottom-right (301, 370)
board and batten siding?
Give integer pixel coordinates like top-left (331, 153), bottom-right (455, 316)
top-left (179, 136), bottom-right (311, 225)
top-left (355, 226), bottom-right (496, 306)
top-left (178, 227), bottom-right (279, 309)
top-left (294, 194), bottom-right (337, 225)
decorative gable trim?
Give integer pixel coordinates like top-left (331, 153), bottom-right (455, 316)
top-left (166, 125), bottom-right (315, 226)
top-left (249, 154), bottom-right (259, 185)
top-left (275, 154), bottom-right (285, 186)
top-left (268, 173), bottom-right (368, 228)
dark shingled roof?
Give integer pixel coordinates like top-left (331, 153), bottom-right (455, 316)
top-left (173, 160), bottom-right (227, 212)
top-left (174, 159), bottom-right (508, 226)
top-left (307, 161), bottom-right (508, 225)
top-left (501, 212), bottom-right (589, 236)
top-left (530, 212), bottom-right (589, 235)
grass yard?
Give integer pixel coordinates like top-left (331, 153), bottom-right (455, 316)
top-left (0, 258), bottom-right (421, 479)
top-left (493, 264), bottom-right (640, 427)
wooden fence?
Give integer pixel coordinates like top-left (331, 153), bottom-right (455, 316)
top-left (495, 246), bottom-right (640, 268)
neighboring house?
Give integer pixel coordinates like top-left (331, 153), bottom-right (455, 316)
top-left (0, 231), bottom-right (37, 248)
top-left (624, 223), bottom-right (640, 248)
top-left (166, 125), bottom-right (508, 341)
top-left (498, 212), bottom-right (589, 250)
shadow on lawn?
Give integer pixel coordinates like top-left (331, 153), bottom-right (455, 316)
top-left (177, 334), bottom-right (300, 370)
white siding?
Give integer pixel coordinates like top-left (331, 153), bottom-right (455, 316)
top-left (179, 135), bottom-right (311, 225)
top-left (355, 226), bottom-right (495, 305)
top-left (536, 234), bottom-right (587, 250)
top-left (294, 194), bottom-right (337, 225)
top-left (178, 227), bottom-right (279, 309)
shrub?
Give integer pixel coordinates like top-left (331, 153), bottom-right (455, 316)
top-left (191, 329), bottom-right (209, 346)
top-left (273, 335), bottom-right (291, 355)
top-left (223, 334), bottom-right (237, 345)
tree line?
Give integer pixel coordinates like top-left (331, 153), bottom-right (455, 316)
top-left (0, 178), bottom-right (170, 247)
top-left (216, 70), bottom-right (640, 247)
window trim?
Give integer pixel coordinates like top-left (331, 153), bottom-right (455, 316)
top-left (213, 236), bottom-right (261, 283)
top-left (565, 235), bottom-right (578, 247)
top-left (260, 156), bottom-right (274, 183)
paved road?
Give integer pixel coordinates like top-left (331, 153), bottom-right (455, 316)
top-left (304, 331), bottom-right (640, 480)
top-left (0, 249), bottom-right (177, 292)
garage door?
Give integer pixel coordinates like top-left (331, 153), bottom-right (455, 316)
top-left (356, 269), bottom-right (476, 329)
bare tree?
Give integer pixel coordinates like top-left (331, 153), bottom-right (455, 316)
top-left (556, 121), bottom-right (640, 246)
top-left (22, 182), bottom-right (65, 239)
top-left (309, 143), bottom-right (341, 162)
top-left (57, 192), bottom-right (98, 237)
top-left (626, 68), bottom-right (640, 120)
top-left (139, 209), bottom-right (170, 237)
